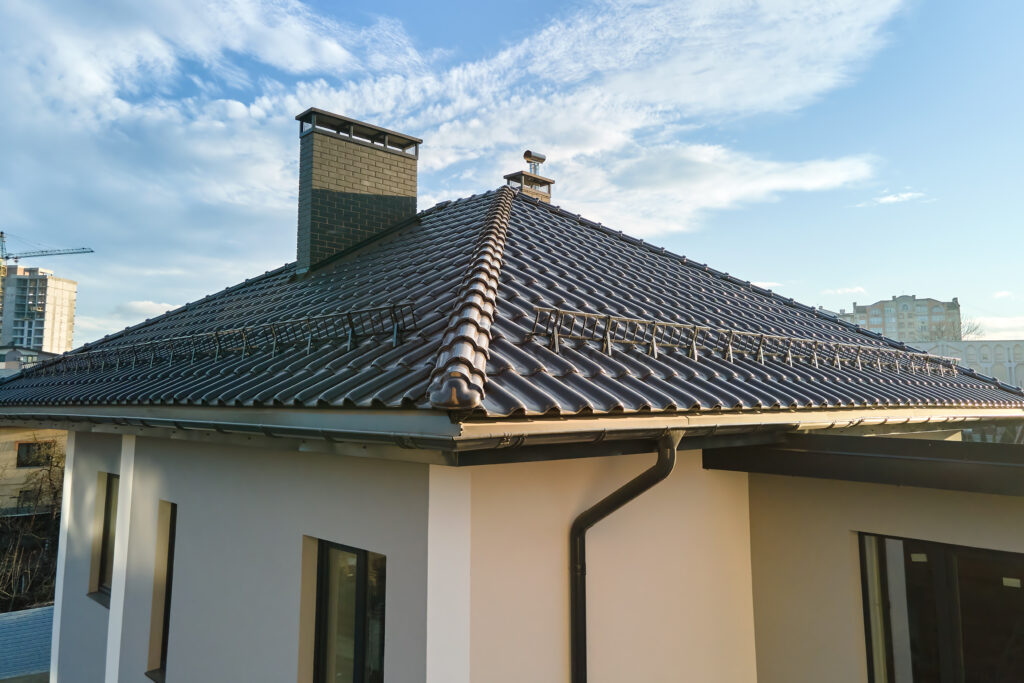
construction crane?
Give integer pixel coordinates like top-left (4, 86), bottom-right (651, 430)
top-left (0, 231), bottom-right (94, 323)
top-left (0, 231), bottom-right (94, 279)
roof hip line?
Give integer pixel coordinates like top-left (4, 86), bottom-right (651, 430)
top-left (428, 186), bottom-right (517, 410)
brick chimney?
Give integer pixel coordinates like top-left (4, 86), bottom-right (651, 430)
top-left (295, 108), bottom-right (421, 273)
top-left (504, 150), bottom-right (554, 203)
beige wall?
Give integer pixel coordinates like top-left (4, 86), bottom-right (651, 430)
top-left (469, 449), bottom-right (757, 683)
top-left (749, 473), bottom-right (1024, 683)
top-left (0, 427), bottom-right (66, 508)
top-left (54, 431), bottom-right (121, 682)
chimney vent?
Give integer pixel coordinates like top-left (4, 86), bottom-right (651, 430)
top-left (295, 108), bottom-right (421, 273)
top-left (505, 150), bottom-right (554, 203)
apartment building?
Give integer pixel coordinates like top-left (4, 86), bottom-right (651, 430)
top-left (0, 267), bottom-right (77, 354)
top-left (839, 294), bottom-right (961, 342)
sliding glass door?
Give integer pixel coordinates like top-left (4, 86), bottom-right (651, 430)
top-left (861, 534), bottom-right (1024, 682)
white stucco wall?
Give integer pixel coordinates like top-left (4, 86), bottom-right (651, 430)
top-left (749, 473), bottom-right (1024, 683)
top-left (55, 435), bottom-right (758, 683)
top-left (468, 449), bottom-right (757, 683)
top-left (55, 433), bottom-right (431, 682)
top-left (53, 431), bottom-right (122, 683)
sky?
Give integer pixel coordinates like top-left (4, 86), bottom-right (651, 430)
top-left (0, 0), bottom-right (1022, 343)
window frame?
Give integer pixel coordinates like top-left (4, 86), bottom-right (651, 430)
top-left (89, 472), bottom-right (119, 607)
top-left (859, 532), bottom-right (1024, 682)
top-left (145, 501), bottom-right (177, 683)
top-left (312, 540), bottom-right (386, 683)
top-left (15, 440), bottom-right (54, 468)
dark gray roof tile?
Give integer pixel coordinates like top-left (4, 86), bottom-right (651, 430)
top-left (1, 189), bottom-right (1021, 419)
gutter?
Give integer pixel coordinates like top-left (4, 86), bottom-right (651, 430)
top-left (0, 408), bottom-right (1021, 461)
top-left (570, 431), bottom-right (682, 683)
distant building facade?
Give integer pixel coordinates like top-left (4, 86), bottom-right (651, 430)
top-left (839, 295), bottom-right (961, 342)
top-left (0, 266), bottom-right (77, 353)
top-left (0, 346), bottom-right (56, 378)
top-left (915, 339), bottom-right (1024, 388)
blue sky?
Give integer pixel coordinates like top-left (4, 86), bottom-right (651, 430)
top-left (0, 0), bottom-right (1021, 343)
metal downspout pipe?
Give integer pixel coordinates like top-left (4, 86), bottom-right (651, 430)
top-left (569, 431), bottom-right (682, 683)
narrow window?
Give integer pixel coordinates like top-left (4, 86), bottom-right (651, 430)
top-left (314, 541), bottom-right (386, 683)
top-left (95, 473), bottom-right (119, 600)
top-left (146, 501), bottom-right (177, 682)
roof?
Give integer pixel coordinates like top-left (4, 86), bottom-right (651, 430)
top-left (0, 605), bottom-right (53, 679)
top-left (1, 187), bottom-right (1022, 419)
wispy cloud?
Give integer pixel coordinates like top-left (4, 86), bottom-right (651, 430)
top-left (0, 0), bottom-right (905, 341)
top-left (857, 189), bottom-right (927, 206)
top-left (822, 286), bottom-right (867, 296)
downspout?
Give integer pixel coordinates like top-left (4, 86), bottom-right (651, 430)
top-left (569, 431), bottom-right (682, 683)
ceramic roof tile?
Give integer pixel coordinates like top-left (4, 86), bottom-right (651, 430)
top-left (1, 189), bottom-right (1022, 419)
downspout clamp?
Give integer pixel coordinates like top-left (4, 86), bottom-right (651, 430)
top-left (569, 431), bottom-right (682, 683)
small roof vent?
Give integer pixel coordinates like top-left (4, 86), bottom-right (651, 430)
top-left (505, 150), bottom-right (554, 203)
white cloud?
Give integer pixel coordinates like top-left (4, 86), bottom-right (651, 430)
top-left (974, 316), bottom-right (1024, 340)
top-left (821, 286), bottom-right (867, 296)
top-left (77, 300), bottom-right (182, 343)
top-left (113, 300), bottom-right (181, 318)
top-left (0, 0), bottom-right (905, 342)
top-left (993, 291), bottom-right (1013, 299)
top-left (858, 190), bottom-right (926, 206)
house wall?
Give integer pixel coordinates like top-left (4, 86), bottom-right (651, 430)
top-left (54, 433), bottom-right (431, 682)
top-left (53, 431), bottom-right (121, 682)
top-left (748, 473), bottom-right (1024, 683)
top-left (468, 448), bottom-right (757, 683)
top-left (0, 427), bottom-right (66, 509)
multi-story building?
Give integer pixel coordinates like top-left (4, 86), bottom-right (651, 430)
top-left (914, 339), bottom-right (1024, 387)
top-left (0, 266), bottom-right (77, 354)
top-left (839, 294), bottom-right (961, 342)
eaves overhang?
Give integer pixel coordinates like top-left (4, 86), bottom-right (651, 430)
top-left (705, 430), bottom-right (1024, 497)
top-left (1, 404), bottom-right (1023, 466)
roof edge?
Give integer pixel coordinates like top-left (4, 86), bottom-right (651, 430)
top-left (427, 185), bottom-right (517, 410)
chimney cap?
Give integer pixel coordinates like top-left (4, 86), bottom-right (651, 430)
top-left (524, 150), bottom-right (546, 164)
top-left (503, 170), bottom-right (555, 186)
top-left (295, 107), bottom-right (422, 149)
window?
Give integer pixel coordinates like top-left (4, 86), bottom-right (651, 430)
top-left (16, 441), bottom-right (53, 467)
top-left (314, 541), bottom-right (386, 683)
top-left (16, 488), bottom-right (39, 509)
top-left (860, 533), bottom-right (1024, 681)
top-left (90, 472), bottom-right (119, 604)
top-left (146, 501), bottom-right (177, 683)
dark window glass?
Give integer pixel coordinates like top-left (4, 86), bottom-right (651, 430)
top-left (315, 541), bottom-right (385, 683)
top-left (16, 441), bottom-right (53, 467)
top-left (861, 534), bottom-right (1024, 682)
top-left (98, 474), bottom-right (119, 594)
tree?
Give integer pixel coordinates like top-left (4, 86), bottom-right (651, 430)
top-left (0, 438), bottom-right (64, 612)
top-left (960, 317), bottom-right (984, 340)
top-left (913, 316), bottom-right (984, 342)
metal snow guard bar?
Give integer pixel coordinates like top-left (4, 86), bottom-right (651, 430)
top-left (33, 303), bottom-right (418, 375)
top-left (530, 307), bottom-right (964, 376)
